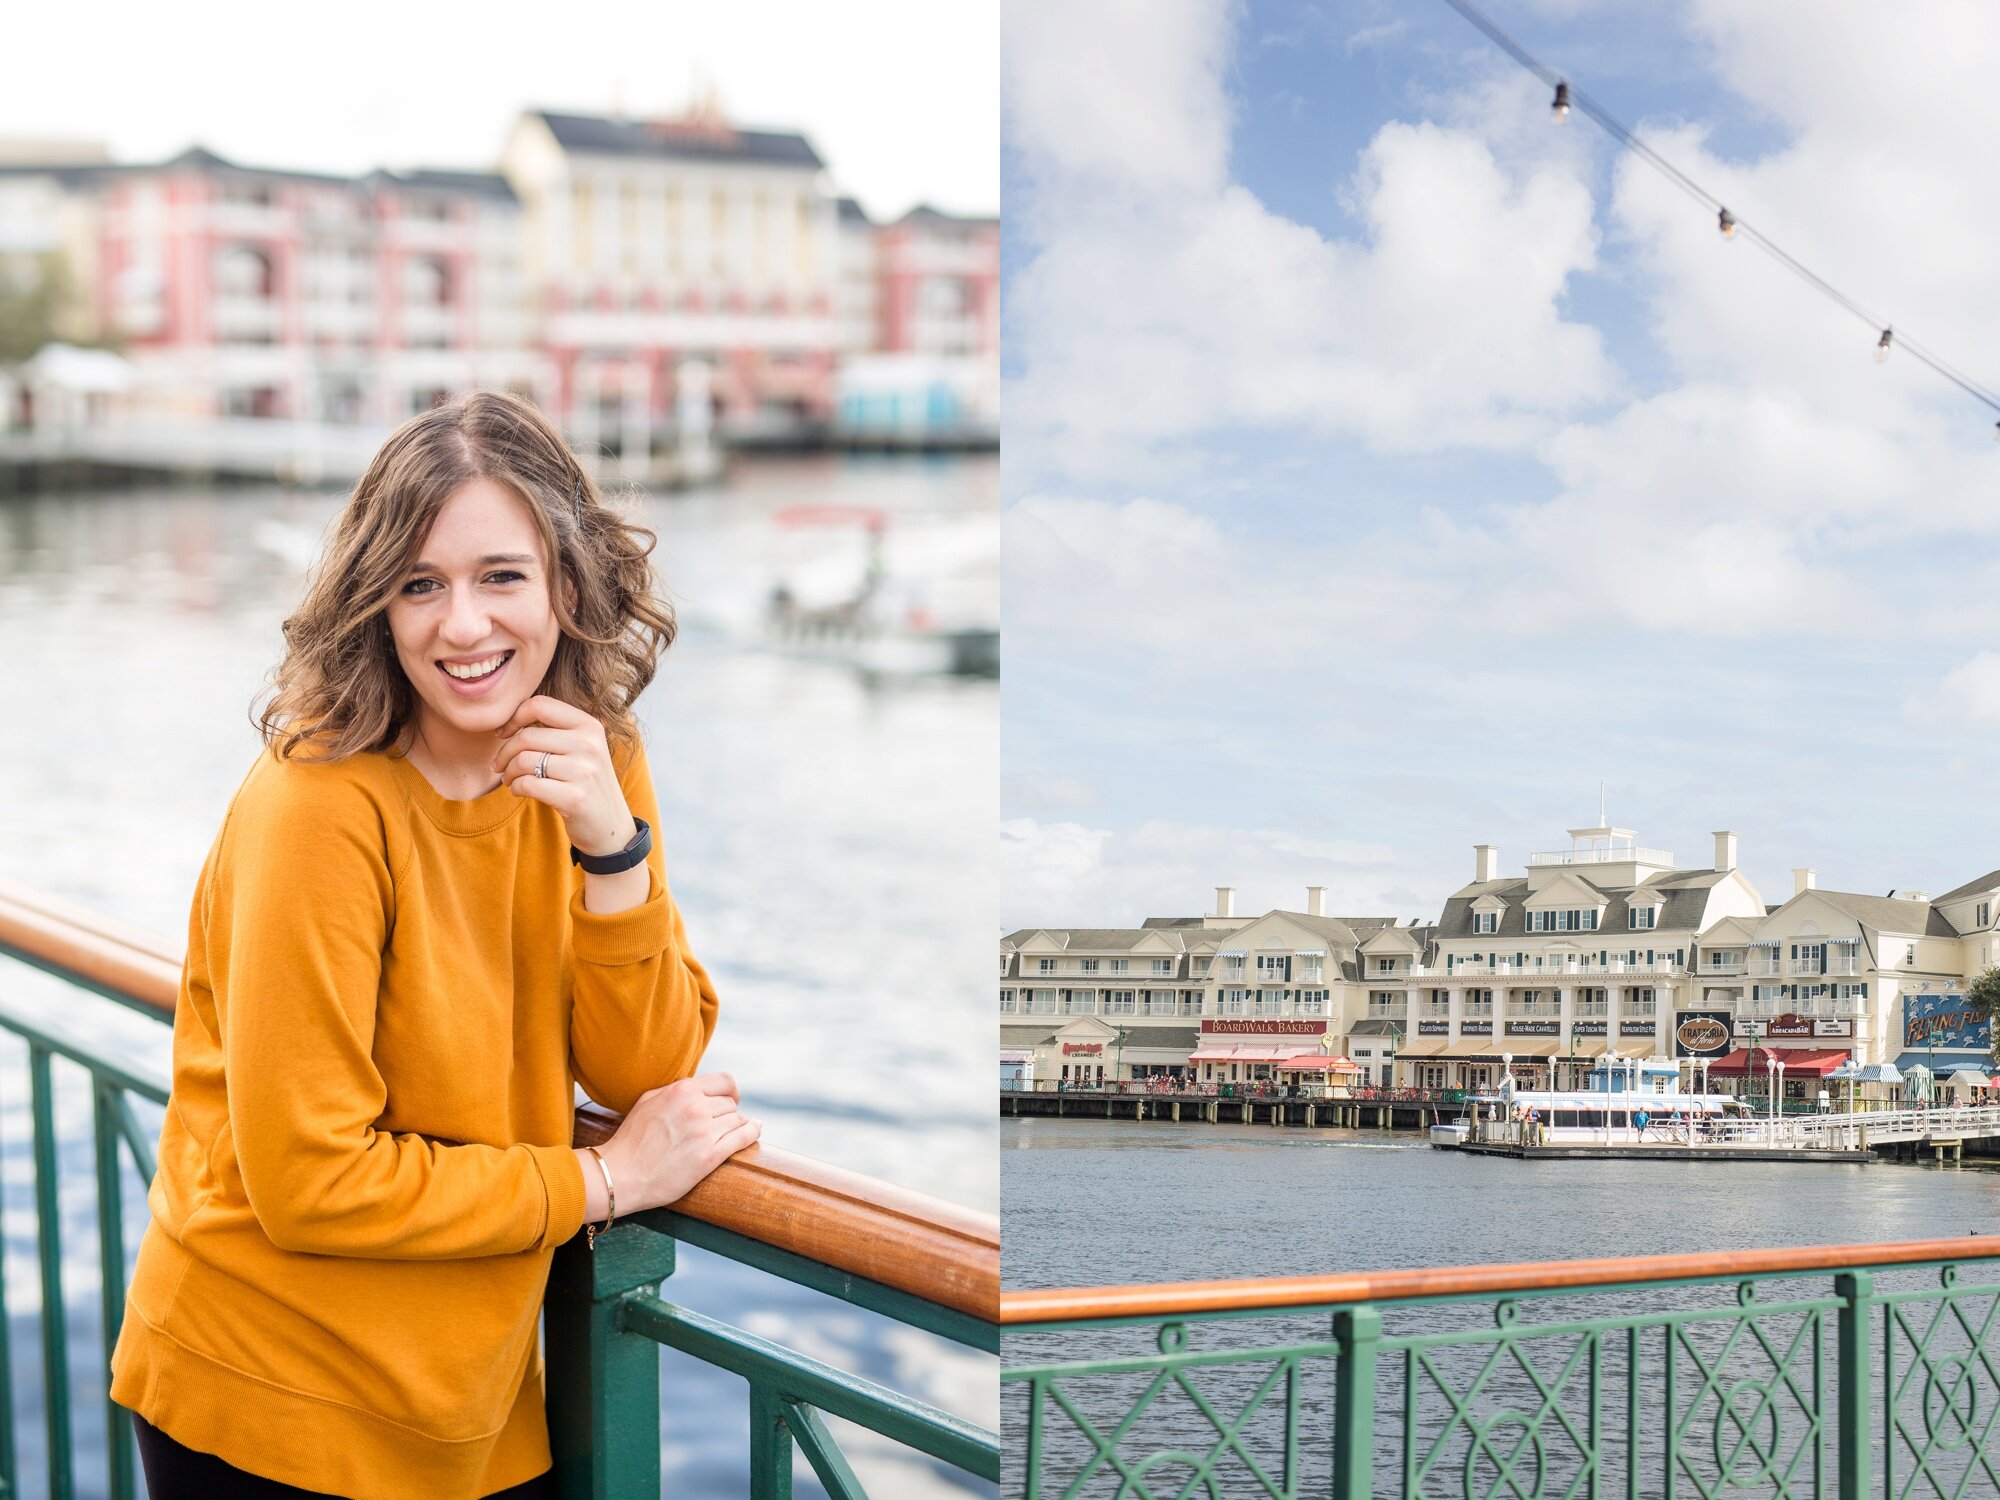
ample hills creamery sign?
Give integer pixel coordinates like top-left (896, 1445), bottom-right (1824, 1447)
top-left (1675, 1010), bottom-right (1733, 1057)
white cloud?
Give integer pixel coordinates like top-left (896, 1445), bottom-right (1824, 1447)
top-left (1001, 816), bottom-right (1420, 930)
top-left (1906, 652), bottom-right (2000, 731)
top-left (1003, 0), bottom-right (1616, 482)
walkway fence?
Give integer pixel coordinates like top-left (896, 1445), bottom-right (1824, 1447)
top-left (1003, 1237), bottom-right (2000, 1498)
top-left (0, 879), bottom-right (1000, 1499)
top-left (1470, 1105), bottom-right (2000, 1153)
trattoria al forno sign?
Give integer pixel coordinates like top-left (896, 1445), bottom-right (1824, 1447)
top-left (1674, 1010), bottom-right (1733, 1058)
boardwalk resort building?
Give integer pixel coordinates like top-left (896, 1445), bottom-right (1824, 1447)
top-left (1001, 823), bottom-right (2000, 1106)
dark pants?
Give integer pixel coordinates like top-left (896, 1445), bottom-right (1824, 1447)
top-left (130, 1410), bottom-right (559, 1499)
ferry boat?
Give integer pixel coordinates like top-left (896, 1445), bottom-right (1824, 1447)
top-left (1430, 1058), bottom-right (1756, 1148)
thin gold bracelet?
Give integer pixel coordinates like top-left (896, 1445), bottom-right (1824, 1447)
top-left (583, 1145), bottom-right (616, 1250)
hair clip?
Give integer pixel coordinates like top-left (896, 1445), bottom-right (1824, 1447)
top-left (571, 475), bottom-right (584, 528)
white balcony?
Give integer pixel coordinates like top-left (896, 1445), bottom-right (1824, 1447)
top-left (1528, 846), bottom-right (1673, 868)
top-left (1704, 959), bottom-right (1746, 975)
top-left (1749, 960), bottom-right (1783, 977)
top-left (1828, 958), bottom-right (1860, 976)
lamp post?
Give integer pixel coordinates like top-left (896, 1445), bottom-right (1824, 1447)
top-left (1741, 1017), bottom-right (1761, 1114)
top-left (1114, 1025), bottom-right (1129, 1093)
top-left (1388, 1022), bottom-right (1402, 1095)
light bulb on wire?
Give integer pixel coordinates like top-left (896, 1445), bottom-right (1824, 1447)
top-left (1718, 208), bottom-right (1736, 240)
top-left (1876, 328), bottom-right (1893, 364)
top-left (1551, 81), bottom-right (1570, 124)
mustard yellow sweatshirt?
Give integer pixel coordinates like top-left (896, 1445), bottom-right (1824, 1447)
top-left (110, 730), bottom-right (717, 1500)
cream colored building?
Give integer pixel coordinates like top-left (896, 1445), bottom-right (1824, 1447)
top-left (999, 886), bottom-right (1430, 1088)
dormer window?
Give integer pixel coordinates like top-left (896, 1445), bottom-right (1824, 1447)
top-left (1629, 907), bottom-right (1657, 931)
top-left (1980, 901), bottom-right (1992, 928)
top-left (1475, 912), bottom-right (1498, 935)
top-left (1527, 909), bottom-right (1599, 933)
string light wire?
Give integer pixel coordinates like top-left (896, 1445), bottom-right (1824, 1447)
top-left (1437, 0), bottom-right (2000, 421)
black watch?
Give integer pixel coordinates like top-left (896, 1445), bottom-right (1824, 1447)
top-left (571, 817), bottom-right (652, 875)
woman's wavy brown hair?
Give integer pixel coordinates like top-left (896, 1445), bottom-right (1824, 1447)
top-left (254, 390), bottom-right (676, 763)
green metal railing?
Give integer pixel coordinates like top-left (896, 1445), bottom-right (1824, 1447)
top-left (1002, 1240), bottom-right (2000, 1498)
top-left (0, 880), bottom-right (999, 1500)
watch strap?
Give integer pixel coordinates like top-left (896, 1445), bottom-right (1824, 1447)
top-left (571, 817), bottom-right (651, 874)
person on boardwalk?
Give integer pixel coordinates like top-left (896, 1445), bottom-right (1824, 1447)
top-left (109, 392), bottom-right (758, 1500)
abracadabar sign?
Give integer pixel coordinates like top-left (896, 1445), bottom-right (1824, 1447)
top-left (1903, 992), bottom-right (1988, 1054)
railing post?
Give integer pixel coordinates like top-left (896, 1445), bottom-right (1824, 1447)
top-left (1835, 1269), bottom-right (1872, 1500)
top-left (545, 1222), bottom-right (677, 1500)
top-left (1331, 1305), bottom-right (1380, 1500)
top-left (748, 1383), bottom-right (793, 1499)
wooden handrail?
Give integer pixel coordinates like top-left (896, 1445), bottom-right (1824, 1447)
top-left (0, 879), bottom-right (998, 1322)
top-left (1002, 1234), bottom-right (2000, 1326)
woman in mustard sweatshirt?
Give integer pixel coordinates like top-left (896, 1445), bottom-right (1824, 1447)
top-left (109, 391), bottom-right (757, 1498)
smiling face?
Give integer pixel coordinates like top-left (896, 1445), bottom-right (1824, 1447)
top-left (385, 476), bottom-right (561, 765)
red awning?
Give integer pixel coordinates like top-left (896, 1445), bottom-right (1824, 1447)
top-left (1707, 1046), bottom-right (1850, 1077)
top-left (1188, 1044), bottom-right (1301, 1062)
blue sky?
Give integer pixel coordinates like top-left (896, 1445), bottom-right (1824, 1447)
top-left (999, 0), bottom-right (2000, 930)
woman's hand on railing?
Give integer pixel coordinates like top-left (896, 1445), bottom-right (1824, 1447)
top-left (576, 1072), bottom-right (760, 1222)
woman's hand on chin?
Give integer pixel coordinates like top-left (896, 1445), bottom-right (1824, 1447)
top-left (601, 1073), bottom-right (760, 1213)
top-left (492, 694), bottom-right (638, 856)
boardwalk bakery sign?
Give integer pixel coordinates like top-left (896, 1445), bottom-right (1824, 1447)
top-left (1200, 1019), bottom-right (1326, 1035)
top-left (1674, 1010), bottom-right (1733, 1058)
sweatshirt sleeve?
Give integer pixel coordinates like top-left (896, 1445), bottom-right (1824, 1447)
top-left (215, 753), bottom-right (584, 1260)
top-left (566, 733), bottom-right (719, 1115)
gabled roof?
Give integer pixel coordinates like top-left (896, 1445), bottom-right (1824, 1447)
top-left (1935, 869), bottom-right (2000, 905)
top-left (896, 203), bottom-right (998, 228)
top-left (1791, 890), bottom-right (1956, 938)
top-left (533, 110), bottom-right (823, 169)
top-left (1436, 871), bottom-right (1721, 941)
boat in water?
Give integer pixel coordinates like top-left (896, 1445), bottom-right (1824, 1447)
top-left (1431, 1058), bottom-right (1757, 1148)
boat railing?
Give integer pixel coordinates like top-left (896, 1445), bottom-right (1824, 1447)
top-left (1001, 1235), bottom-right (2000, 1497)
top-left (0, 879), bottom-right (999, 1499)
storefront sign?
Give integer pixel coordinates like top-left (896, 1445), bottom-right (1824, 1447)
top-left (1814, 1019), bottom-right (1854, 1038)
top-left (1461, 1020), bottom-right (1494, 1035)
top-left (1200, 1019), bottom-right (1326, 1035)
top-left (1418, 1020), bottom-right (1450, 1035)
top-left (1572, 1021), bottom-right (1607, 1036)
top-left (1768, 1013), bottom-right (1813, 1040)
top-left (1620, 1020), bottom-right (1658, 1036)
top-left (1061, 1043), bottom-right (1102, 1055)
top-left (1674, 1010), bottom-right (1733, 1057)
top-left (1506, 1020), bottom-right (1558, 1035)
top-left (1904, 992), bottom-right (1987, 1053)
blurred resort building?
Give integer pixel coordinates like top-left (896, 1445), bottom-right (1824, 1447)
top-left (0, 105), bottom-right (997, 469)
top-left (1001, 825), bottom-right (2000, 1101)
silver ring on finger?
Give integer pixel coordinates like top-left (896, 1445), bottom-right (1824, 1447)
top-left (535, 750), bottom-right (552, 779)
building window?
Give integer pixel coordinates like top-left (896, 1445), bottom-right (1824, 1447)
top-left (1255, 988), bottom-right (1288, 1015)
top-left (1475, 911), bottom-right (1498, 934)
top-left (1080, 958), bottom-right (1099, 973)
top-left (1256, 954), bottom-right (1288, 978)
top-left (999, 989), bottom-right (1015, 1012)
top-left (999, 955), bottom-right (1010, 975)
top-left (1109, 959), bottom-right (1129, 974)
top-left (1181, 991), bottom-right (1201, 1016)
top-left (1629, 908), bottom-right (1656, 930)
top-left (1106, 990), bottom-right (1135, 1015)
top-left (1374, 956), bottom-right (1397, 973)
top-left (1220, 989), bottom-right (1248, 1015)
top-left (1298, 989), bottom-right (1327, 1014)
top-left (1194, 958), bottom-right (1212, 975)
top-left (1981, 901), bottom-right (1992, 928)
top-left (1063, 990), bottom-right (1095, 1015)
top-left (1151, 958), bottom-right (1174, 975)
top-left (1031, 990), bottom-right (1057, 1014)
top-left (1038, 958), bottom-right (1056, 974)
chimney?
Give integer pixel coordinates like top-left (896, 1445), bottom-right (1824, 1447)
top-left (1713, 831), bottom-right (1738, 871)
top-left (1794, 868), bottom-right (1816, 896)
top-left (1475, 845), bottom-right (1499, 883)
top-left (1214, 886), bottom-right (1234, 918)
top-left (1305, 885), bottom-right (1325, 917)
